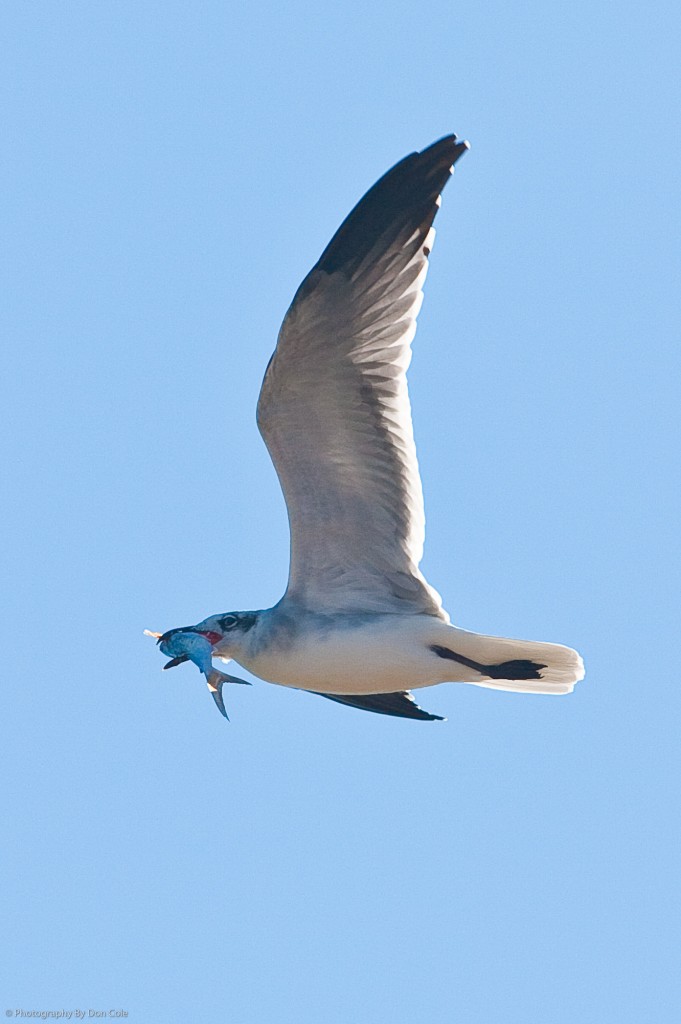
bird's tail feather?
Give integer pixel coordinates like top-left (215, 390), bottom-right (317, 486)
top-left (438, 629), bottom-right (584, 695)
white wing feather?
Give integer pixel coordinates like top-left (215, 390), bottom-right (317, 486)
top-left (257, 137), bottom-right (468, 616)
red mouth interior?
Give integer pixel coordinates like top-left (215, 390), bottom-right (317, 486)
top-left (198, 630), bottom-right (223, 646)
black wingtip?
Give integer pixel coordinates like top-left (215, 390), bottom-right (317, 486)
top-left (313, 133), bottom-right (470, 278)
top-left (418, 133), bottom-right (470, 168)
top-left (313, 690), bottom-right (446, 722)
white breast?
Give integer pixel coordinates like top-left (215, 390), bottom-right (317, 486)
top-left (238, 614), bottom-right (457, 695)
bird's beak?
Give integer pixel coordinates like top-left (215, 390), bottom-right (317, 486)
top-left (163, 655), bottom-right (190, 670)
top-left (145, 629), bottom-right (187, 667)
top-left (155, 625), bottom-right (198, 656)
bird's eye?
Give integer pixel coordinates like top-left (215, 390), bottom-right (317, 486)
top-left (220, 614), bottom-right (239, 631)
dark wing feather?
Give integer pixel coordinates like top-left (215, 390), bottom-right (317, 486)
top-left (315, 135), bottom-right (469, 277)
top-left (312, 690), bottom-right (445, 721)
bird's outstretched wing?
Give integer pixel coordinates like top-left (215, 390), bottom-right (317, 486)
top-left (257, 135), bottom-right (468, 615)
top-left (312, 690), bottom-right (445, 722)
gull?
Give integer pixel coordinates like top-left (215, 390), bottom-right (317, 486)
top-left (150, 134), bottom-right (584, 722)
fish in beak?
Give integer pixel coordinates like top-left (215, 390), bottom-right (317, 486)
top-left (145, 628), bottom-right (250, 720)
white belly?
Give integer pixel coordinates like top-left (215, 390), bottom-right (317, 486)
top-left (216, 608), bottom-right (583, 697)
top-left (236, 614), bottom-right (459, 694)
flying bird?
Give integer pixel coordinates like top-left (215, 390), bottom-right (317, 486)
top-left (150, 134), bottom-right (584, 722)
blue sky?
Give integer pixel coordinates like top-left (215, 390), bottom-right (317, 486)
top-left (2, 1), bottom-right (679, 1021)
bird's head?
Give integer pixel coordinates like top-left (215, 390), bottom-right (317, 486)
top-left (151, 611), bottom-right (258, 669)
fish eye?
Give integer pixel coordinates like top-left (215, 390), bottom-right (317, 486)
top-left (220, 614), bottom-right (239, 631)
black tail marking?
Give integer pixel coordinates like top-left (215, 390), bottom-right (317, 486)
top-left (430, 645), bottom-right (547, 681)
top-left (485, 659), bottom-right (547, 680)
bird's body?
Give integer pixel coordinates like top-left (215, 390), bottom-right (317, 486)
top-left (211, 608), bottom-right (581, 697)
top-left (218, 609), bottom-right (452, 694)
top-left (151, 134), bottom-right (584, 721)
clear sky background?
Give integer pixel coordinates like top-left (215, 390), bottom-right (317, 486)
top-left (2, 2), bottom-right (679, 1022)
